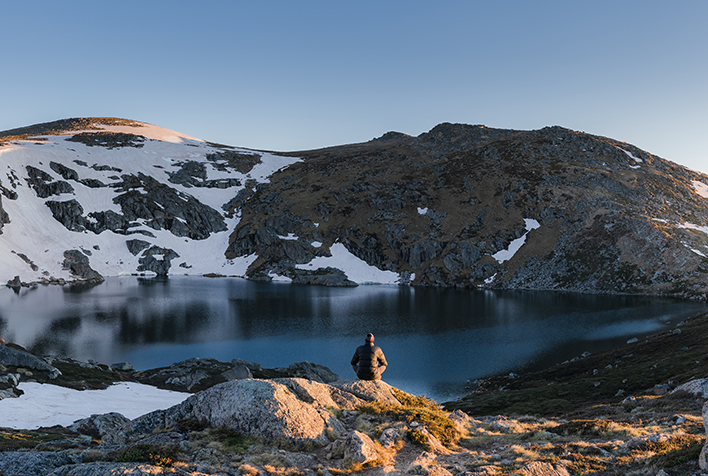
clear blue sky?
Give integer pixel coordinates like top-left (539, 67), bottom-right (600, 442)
top-left (1, 1), bottom-right (707, 173)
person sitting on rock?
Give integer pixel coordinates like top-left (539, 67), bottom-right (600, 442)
top-left (351, 333), bottom-right (387, 380)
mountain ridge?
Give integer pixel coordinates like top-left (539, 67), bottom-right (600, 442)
top-left (1, 118), bottom-right (708, 298)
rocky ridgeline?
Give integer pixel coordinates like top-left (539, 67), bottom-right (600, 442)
top-left (227, 123), bottom-right (708, 298)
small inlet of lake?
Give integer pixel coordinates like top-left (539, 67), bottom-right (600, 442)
top-left (0, 277), bottom-right (704, 402)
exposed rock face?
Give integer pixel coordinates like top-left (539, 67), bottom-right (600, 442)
top-left (0, 452), bottom-right (73, 476)
top-left (112, 173), bottom-right (227, 240)
top-left (104, 378), bottom-right (354, 447)
top-left (62, 250), bottom-right (104, 282)
top-left (66, 131), bottom-right (146, 149)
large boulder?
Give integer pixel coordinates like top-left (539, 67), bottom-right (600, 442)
top-left (0, 344), bottom-right (61, 379)
top-left (674, 378), bottom-right (708, 398)
top-left (105, 378), bottom-right (346, 447)
top-left (69, 413), bottom-right (131, 440)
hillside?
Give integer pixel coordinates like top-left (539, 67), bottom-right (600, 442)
top-left (2, 118), bottom-right (708, 297)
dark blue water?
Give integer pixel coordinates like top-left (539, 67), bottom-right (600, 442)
top-left (0, 277), bottom-right (704, 402)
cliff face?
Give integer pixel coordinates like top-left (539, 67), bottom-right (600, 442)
top-left (2, 119), bottom-right (708, 297)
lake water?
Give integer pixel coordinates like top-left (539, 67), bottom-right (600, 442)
top-left (0, 277), bottom-right (705, 402)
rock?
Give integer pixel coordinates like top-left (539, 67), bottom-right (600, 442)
top-left (136, 245), bottom-right (179, 276)
top-left (0, 344), bottom-right (61, 378)
top-left (6, 275), bottom-right (22, 289)
top-left (69, 412), bottom-right (131, 439)
top-left (63, 250), bottom-right (104, 282)
top-left (288, 361), bottom-right (341, 383)
top-left (48, 462), bottom-right (195, 476)
top-left (406, 451), bottom-right (452, 475)
top-left (165, 369), bottom-right (209, 391)
top-left (653, 384), bottom-right (671, 395)
top-left (331, 379), bottom-right (402, 404)
top-left (489, 417), bottom-right (523, 434)
top-left (344, 430), bottom-right (378, 465)
top-left (448, 409), bottom-right (476, 434)
top-left (105, 378), bottom-right (346, 448)
top-left (518, 461), bottom-right (570, 476)
top-left (674, 378), bottom-right (708, 398)
top-left (700, 401), bottom-right (708, 470)
top-left (379, 427), bottom-right (401, 448)
top-left (276, 377), bottom-right (364, 410)
top-left (0, 451), bottom-right (73, 476)
top-left (221, 364), bottom-right (252, 380)
top-left (231, 358), bottom-right (263, 371)
top-left (110, 362), bottom-right (133, 372)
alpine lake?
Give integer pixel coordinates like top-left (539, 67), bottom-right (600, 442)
top-left (0, 276), bottom-right (705, 403)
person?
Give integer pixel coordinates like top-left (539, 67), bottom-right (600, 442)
top-left (351, 333), bottom-right (387, 380)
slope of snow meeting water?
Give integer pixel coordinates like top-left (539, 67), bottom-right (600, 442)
top-left (0, 122), bottom-right (301, 283)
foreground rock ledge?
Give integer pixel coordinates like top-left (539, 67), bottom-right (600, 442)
top-left (105, 377), bottom-right (399, 448)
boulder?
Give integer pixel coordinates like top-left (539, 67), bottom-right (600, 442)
top-left (331, 379), bottom-right (402, 405)
top-left (110, 362), bottom-right (133, 372)
top-left (344, 430), bottom-right (378, 465)
top-left (406, 451), bottom-right (452, 476)
top-left (231, 358), bottom-right (263, 371)
top-left (69, 413), bottom-right (131, 439)
top-left (518, 461), bottom-right (570, 476)
top-left (0, 451), bottom-right (73, 476)
top-left (276, 377), bottom-right (364, 410)
top-left (221, 364), bottom-right (252, 380)
top-left (0, 344), bottom-right (61, 378)
top-left (105, 378), bottom-right (345, 448)
top-left (63, 250), bottom-right (104, 282)
top-left (288, 361), bottom-right (341, 383)
top-left (674, 378), bottom-right (708, 398)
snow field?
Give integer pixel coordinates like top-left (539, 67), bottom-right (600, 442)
top-left (0, 382), bottom-right (190, 429)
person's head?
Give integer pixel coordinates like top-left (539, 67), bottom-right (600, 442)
top-left (365, 333), bottom-right (374, 343)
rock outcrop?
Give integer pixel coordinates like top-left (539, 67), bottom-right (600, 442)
top-left (104, 378), bottom-right (379, 447)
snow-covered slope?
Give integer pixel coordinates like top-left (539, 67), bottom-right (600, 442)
top-left (0, 119), bottom-right (300, 283)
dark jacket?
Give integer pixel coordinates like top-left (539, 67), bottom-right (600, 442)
top-left (351, 342), bottom-right (387, 380)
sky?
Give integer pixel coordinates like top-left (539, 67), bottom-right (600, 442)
top-left (1, 1), bottom-right (707, 174)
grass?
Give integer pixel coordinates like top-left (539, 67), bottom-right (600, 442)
top-left (0, 429), bottom-right (69, 451)
top-left (357, 388), bottom-right (461, 448)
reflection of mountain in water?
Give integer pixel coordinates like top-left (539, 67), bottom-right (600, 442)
top-left (0, 276), bottom-right (705, 401)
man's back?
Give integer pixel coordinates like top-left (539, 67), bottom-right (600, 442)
top-left (351, 341), bottom-right (387, 380)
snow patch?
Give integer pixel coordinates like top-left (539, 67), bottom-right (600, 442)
top-left (0, 382), bottom-right (190, 429)
top-left (492, 219), bottom-right (541, 264)
top-left (278, 233), bottom-right (299, 241)
top-left (679, 222), bottom-right (708, 236)
top-left (692, 180), bottom-right (708, 199)
top-left (620, 148), bottom-right (643, 163)
top-left (484, 273), bottom-right (497, 285)
top-left (295, 243), bottom-right (401, 284)
top-left (268, 271), bottom-right (293, 283)
top-left (417, 207), bottom-right (428, 215)
top-left (311, 241), bottom-right (323, 248)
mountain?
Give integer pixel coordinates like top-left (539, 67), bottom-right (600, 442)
top-left (1, 118), bottom-right (708, 298)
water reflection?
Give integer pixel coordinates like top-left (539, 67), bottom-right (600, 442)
top-left (0, 277), bottom-right (704, 402)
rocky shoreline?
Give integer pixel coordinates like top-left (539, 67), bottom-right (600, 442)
top-left (4, 313), bottom-right (708, 474)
